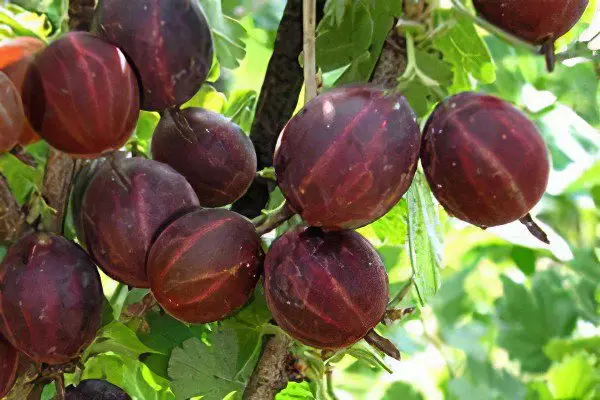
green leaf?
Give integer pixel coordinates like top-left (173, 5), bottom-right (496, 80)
top-left (83, 353), bottom-right (175, 400)
top-left (545, 336), bottom-right (600, 361)
top-left (449, 358), bottom-right (526, 400)
top-left (382, 381), bottom-right (425, 400)
top-left (433, 9), bottom-right (495, 92)
top-left (222, 89), bottom-right (258, 133)
top-left (407, 172), bottom-right (443, 306)
top-left (276, 381), bottom-right (315, 400)
top-left (316, 1), bottom-right (374, 72)
top-left (360, 200), bottom-right (408, 247)
top-left (87, 321), bottom-right (158, 360)
top-left (9, 0), bottom-right (68, 33)
top-left (495, 270), bottom-right (579, 373)
top-left (198, 0), bottom-right (248, 69)
top-left (139, 312), bottom-right (208, 357)
top-left (0, 152), bottom-right (44, 205)
top-left (168, 327), bottom-right (250, 400)
top-left (0, 4), bottom-right (52, 39)
top-left (181, 84), bottom-right (227, 112)
top-left (546, 353), bottom-right (600, 399)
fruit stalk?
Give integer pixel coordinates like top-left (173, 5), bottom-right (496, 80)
top-left (253, 202), bottom-right (296, 236)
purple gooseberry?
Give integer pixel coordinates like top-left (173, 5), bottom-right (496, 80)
top-left (147, 209), bottom-right (263, 323)
top-left (151, 108), bottom-right (257, 207)
top-left (0, 233), bottom-right (103, 365)
top-left (274, 84), bottom-right (420, 230)
top-left (421, 92), bottom-right (550, 232)
top-left (93, 0), bottom-right (214, 111)
top-left (22, 32), bottom-right (140, 157)
top-left (81, 157), bottom-right (200, 288)
top-left (264, 227), bottom-right (389, 349)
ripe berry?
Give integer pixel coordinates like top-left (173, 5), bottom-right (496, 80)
top-left (22, 32), bottom-right (140, 157)
top-left (473, 0), bottom-right (589, 45)
top-left (421, 92), bottom-right (549, 230)
top-left (0, 37), bottom-right (45, 145)
top-left (264, 227), bottom-right (389, 349)
top-left (274, 85), bottom-right (420, 230)
top-left (93, 0), bottom-right (214, 111)
top-left (147, 209), bottom-right (263, 324)
top-left (65, 379), bottom-right (131, 400)
top-left (0, 334), bottom-right (18, 398)
top-left (151, 108), bottom-right (257, 207)
top-left (0, 72), bottom-right (24, 153)
top-left (0, 233), bottom-right (103, 365)
top-left (81, 157), bottom-right (200, 288)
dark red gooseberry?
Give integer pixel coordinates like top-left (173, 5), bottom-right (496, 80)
top-left (151, 108), bottom-right (257, 207)
top-left (264, 227), bottom-right (389, 349)
top-left (65, 379), bottom-right (131, 400)
top-left (0, 334), bottom-right (18, 398)
top-left (0, 37), bottom-right (45, 146)
top-left (81, 157), bottom-right (200, 288)
top-left (421, 92), bottom-right (550, 228)
top-left (274, 84), bottom-right (420, 231)
top-left (0, 232), bottom-right (103, 365)
top-left (22, 32), bottom-right (140, 157)
top-left (93, 0), bottom-right (214, 111)
top-left (147, 209), bottom-right (263, 324)
top-left (473, 0), bottom-right (589, 45)
top-left (0, 72), bottom-right (24, 153)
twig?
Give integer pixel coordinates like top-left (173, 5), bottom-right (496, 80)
top-left (9, 145), bottom-right (37, 168)
top-left (54, 374), bottom-right (65, 400)
top-left (253, 202), bottom-right (295, 236)
top-left (0, 173), bottom-right (26, 243)
top-left (243, 333), bottom-right (294, 400)
top-left (303, 0), bottom-right (318, 102)
top-left (41, 149), bottom-right (77, 234)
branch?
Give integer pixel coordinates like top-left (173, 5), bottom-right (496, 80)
top-left (68, 0), bottom-right (96, 32)
top-left (41, 149), bottom-right (77, 234)
top-left (232, 0), bottom-right (326, 218)
top-left (0, 174), bottom-right (26, 243)
top-left (243, 334), bottom-right (294, 400)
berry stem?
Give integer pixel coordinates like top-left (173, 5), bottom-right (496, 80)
top-left (253, 202), bottom-right (296, 236)
top-left (168, 107), bottom-right (195, 143)
top-left (520, 214), bottom-right (550, 244)
top-left (364, 330), bottom-right (401, 360)
top-left (387, 276), bottom-right (414, 309)
top-left (54, 373), bottom-right (65, 400)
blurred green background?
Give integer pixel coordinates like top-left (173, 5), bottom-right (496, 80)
top-left (0, 1), bottom-right (598, 399)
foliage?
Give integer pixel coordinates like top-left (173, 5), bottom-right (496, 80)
top-left (0, 1), bottom-right (598, 400)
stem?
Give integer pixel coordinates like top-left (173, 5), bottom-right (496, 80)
top-left (0, 173), bottom-right (26, 243)
top-left (519, 214), bottom-right (550, 244)
top-left (9, 145), bottom-right (37, 168)
top-left (364, 330), bottom-right (401, 360)
top-left (326, 367), bottom-right (338, 400)
top-left (242, 333), bottom-right (294, 400)
top-left (387, 276), bottom-right (414, 309)
top-left (420, 318), bottom-right (457, 379)
top-left (450, 0), bottom-right (540, 54)
top-left (302, 0), bottom-right (317, 103)
top-left (253, 202), bottom-right (295, 236)
top-left (54, 374), bottom-right (65, 400)
top-left (41, 149), bottom-right (77, 234)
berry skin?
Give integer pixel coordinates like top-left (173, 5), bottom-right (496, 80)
top-left (0, 72), bottom-right (24, 153)
top-left (473, 0), bottom-right (589, 45)
top-left (0, 37), bottom-right (45, 145)
top-left (274, 84), bottom-right (420, 231)
top-left (264, 227), bottom-right (389, 349)
top-left (147, 209), bottom-right (264, 324)
top-left (22, 32), bottom-right (140, 157)
top-left (81, 157), bottom-right (200, 288)
top-left (93, 0), bottom-right (214, 111)
top-left (421, 92), bottom-right (550, 228)
top-left (65, 380), bottom-right (131, 400)
top-left (0, 334), bottom-right (18, 398)
top-left (151, 108), bottom-right (257, 207)
top-left (0, 233), bottom-right (103, 365)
